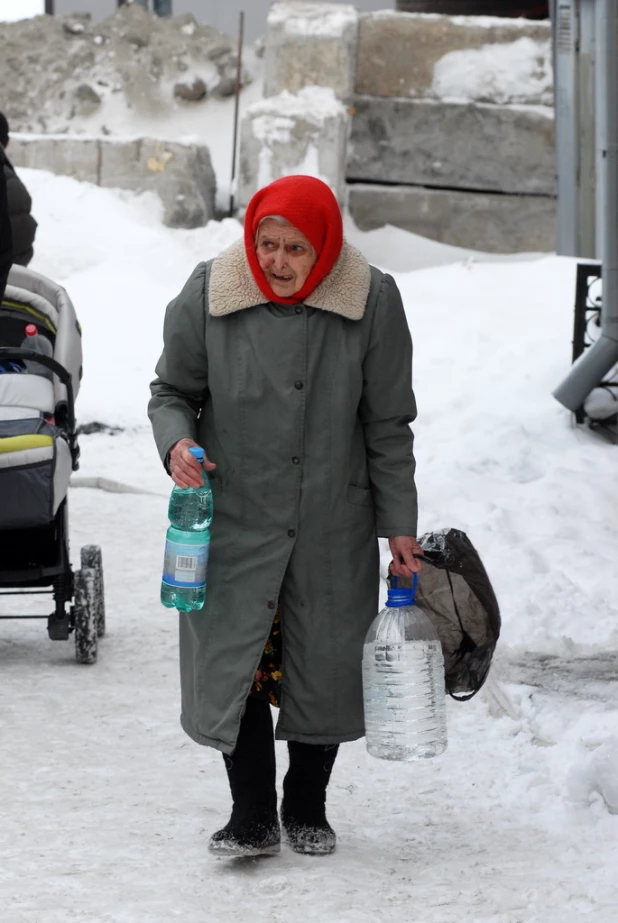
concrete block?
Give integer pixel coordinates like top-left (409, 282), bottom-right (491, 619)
top-left (264, 1), bottom-right (359, 99)
top-left (356, 11), bottom-right (552, 105)
top-left (347, 182), bottom-right (556, 253)
top-left (348, 96), bottom-right (556, 196)
top-left (98, 139), bottom-right (216, 229)
top-left (238, 87), bottom-right (349, 208)
top-left (10, 135), bottom-right (100, 184)
top-left (8, 134), bottom-right (216, 228)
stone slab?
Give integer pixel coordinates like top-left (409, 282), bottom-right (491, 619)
top-left (98, 138), bottom-right (216, 229)
top-left (10, 135), bottom-right (100, 185)
top-left (264, 1), bottom-right (359, 99)
top-left (356, 11), bottom-right (552, 104)
top-left (9, 135), bottom-right (216, 228)
top-left (238, 88), bottom-right (349, 208)
top-left (347, 182), bottom-right (556, 253)
top-left (348, 96), bottom-right (556, 196)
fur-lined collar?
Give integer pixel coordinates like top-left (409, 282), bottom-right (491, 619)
top-left (209, 238), bottom-right (371, 321)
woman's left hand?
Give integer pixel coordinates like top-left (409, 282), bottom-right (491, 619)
top-left (388, 536), bottom-right (424, 577)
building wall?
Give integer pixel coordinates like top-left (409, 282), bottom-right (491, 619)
top-left (54, 0), bottom-right (392, 41)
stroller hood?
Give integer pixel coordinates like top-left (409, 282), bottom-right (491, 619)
top-left (4, 264), bottom-right (82, 409)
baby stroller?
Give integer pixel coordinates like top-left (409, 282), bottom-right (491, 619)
top-left (0, 264), bottom-right (105, 664)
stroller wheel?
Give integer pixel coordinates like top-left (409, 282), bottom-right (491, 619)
top-left (81, 545), bottom-right (105, 638)
top-left (74, 566), bottom-right (98, 665)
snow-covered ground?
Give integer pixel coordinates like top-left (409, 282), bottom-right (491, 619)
top-left (1, 170), bottom-right (618, 922)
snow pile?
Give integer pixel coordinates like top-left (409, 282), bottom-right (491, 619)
top-left (432, 36), bottom-right (553, 105)
top-left (0, 4), bottom-right (260, 136)
top-left (267, 1), bottom-right (357, 38)
top-left (567, 737), bottom-right (618, 816)
top-left (249, 85), bottom-right (345, 126)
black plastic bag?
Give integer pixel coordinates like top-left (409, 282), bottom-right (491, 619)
top-left (391, 529), bottom-right (501, 701)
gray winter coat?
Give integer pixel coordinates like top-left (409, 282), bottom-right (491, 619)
top-left (148, 239), bottom-right (418, 754)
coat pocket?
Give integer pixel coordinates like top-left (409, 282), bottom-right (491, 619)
top-left (346, 484), bottom-right (373, 508)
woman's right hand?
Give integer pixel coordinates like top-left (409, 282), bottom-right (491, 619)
top-left (169, 437), bottom-right (216, 489)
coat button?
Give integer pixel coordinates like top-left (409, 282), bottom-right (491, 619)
top-left (291, 456), bottom-right (300, 465)
top-left (267, 600), bottom-right (276, 610)
top-left (295, 305), bottom-right (303, 315)
top-left (294, 381), bottom-right (304, 390)
top-left (288, 529), bottom-right (296, 538)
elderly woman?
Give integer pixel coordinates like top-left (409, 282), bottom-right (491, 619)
top-left (148, 175), bottom-right (422, 858)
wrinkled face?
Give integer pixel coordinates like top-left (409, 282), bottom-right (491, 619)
top-left (255, 219), bottom-right (317, 298)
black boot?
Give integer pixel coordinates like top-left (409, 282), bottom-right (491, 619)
top-left (281, 742), bottom-right (339, 856)
top-left (209, 697), bottom-right (280, 858)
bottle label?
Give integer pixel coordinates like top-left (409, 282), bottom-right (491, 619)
top-left (162, 538), bottom-right (209, 588)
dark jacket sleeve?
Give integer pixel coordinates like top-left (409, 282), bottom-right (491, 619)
top-left (148, 262), bottom-right (210, 468)
top-left (0, 155), bottom-right (12, 302)
top-left (359, 272), bottom-right (418, 538)
top-left (3, 151), bottom-right (37, 267)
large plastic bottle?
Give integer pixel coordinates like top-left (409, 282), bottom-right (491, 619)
top-left (362, 574), bottom-right (447, 761)
top-left (21, 323), bottom-right (54, 380)
top-left (161, 446), bottom-right (213, 612)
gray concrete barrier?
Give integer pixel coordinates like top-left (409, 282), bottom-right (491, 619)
top-left (348, 96), bottom-right (556, 196)
top-left (356, 11), bottom-right (552, 104)
top-left (264, 1), bottom-right (359, 99)
top-left (10, 134), bottom-right (217, 228)
top-left (348, 182), bottom-right (556, 253)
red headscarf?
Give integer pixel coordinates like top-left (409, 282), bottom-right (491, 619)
top-left (244, 175), bottom-right (344, 305)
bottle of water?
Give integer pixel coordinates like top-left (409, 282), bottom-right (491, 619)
top-left (21, 323), bottom-right (54, 380)
top-left (161, 446), bottom-right (213, 612)
top-left (363, 574), bottom-right (447, 761)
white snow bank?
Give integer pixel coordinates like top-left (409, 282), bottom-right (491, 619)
top-left (248, 86), bottom-right (345, 125)
top-left (567, 737), bottom-right (618, 815)
top-left (432, 37), bottom-right (553, 105)
top-left (267, 1), bottom-right (357, 37)
top-left (343, 215), bottom-right (547, 273)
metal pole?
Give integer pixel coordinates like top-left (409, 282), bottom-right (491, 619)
top-left (578, 0), bottom-right (597, 259)
top-left (553, 0), bottom-right (618, 413)
top-left (229, 11), bottom-right (245, 218)
top-left (553, 0), bottom-right (579, 256)
top-left (45, 0), bottom-right (55, 13)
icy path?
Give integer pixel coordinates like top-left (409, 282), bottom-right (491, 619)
top-left (1, 433), bottom-right (616, 923)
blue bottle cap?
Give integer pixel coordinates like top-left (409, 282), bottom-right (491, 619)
top-left (189, 446), bottom-right (205, 463)
top-left (386, 574), bottom-right (418, 608)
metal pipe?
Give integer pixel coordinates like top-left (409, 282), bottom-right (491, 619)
top-left (229, 11), bottom-right (245, 218)
top-left (553, 0), bottom-right (618, 412)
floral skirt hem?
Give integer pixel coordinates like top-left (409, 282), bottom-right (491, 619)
top-left (249, 608), bottom-right (282, 708)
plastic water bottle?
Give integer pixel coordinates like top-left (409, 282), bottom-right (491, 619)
top-left (21, 323), bottom-right (54, 380)
top-left (362, 574), bottom-right (447, 761)
top-left (160, 446), bottom-right (213, 612)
